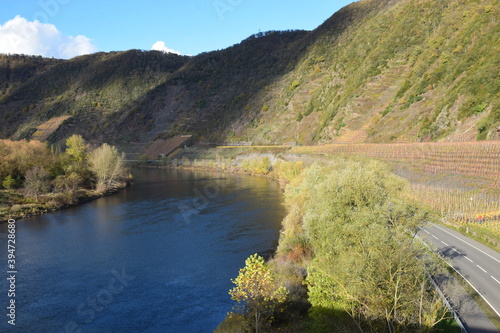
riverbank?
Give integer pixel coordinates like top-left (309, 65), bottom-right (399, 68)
top-left (0, 183), bottom-right (129, 223)
top-left (212, 157), bottom-right (462, 332)
top-left (132, 147), bottom-right (308, 188)
top-left (159, 144), bottom-right (500, 250)
top-left (138, 147), bottom-right (498, 332)
top-left (0, 136), bottom-right (131, 224)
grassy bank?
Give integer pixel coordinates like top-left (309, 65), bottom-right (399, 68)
top-left (0, 184), bottom-right (128, 223)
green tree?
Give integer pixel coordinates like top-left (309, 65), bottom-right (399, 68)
top-left (65, 134), bottom-right (88, 164)
top-left (2, 175), bottom-right (15, 189)
top-left (298, 161), bottom-right (446, 332)
top-left (229, 254), bottom-right (288, 333)
top-left (61, 135), bottom-right (92, 186)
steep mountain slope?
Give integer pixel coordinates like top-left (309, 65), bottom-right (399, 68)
top-left (0, 30), bottom-right (310, 149)
top-left (0, 51), bottom-right (189, 143)
top-left (0, 0), bottom-right (498, 151)
top-left (241, 0), bottom-right (499, 144)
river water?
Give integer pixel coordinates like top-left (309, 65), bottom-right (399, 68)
top-left (0, 168), bottom-right (285, 333)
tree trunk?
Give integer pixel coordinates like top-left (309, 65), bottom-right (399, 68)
top-left (255, 310), bottom-right (260, 333)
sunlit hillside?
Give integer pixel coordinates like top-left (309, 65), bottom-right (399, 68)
top-left (0, 0), bottom-right (498, 150)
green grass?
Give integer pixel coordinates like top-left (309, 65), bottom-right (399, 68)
top-left (432, 316), bottom-right (462, 333)
top-left (444, 222), bottom-right (500, 254)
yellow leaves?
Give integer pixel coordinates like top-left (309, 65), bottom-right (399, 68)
top-left (229, 253), bottom-right (288, 307)
top-left (66, 134), bottom-right (88, 163)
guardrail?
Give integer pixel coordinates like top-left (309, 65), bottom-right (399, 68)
top-left (416, 234), bottom-right (467, 332)
top-left (426, 272), bottom-right (467, 333)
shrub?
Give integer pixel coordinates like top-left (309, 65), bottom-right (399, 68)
top-left (2, 175), bottom-right (16, 189)
top-left (24, 166), bottom-right (51, 201)
top-left (241, 157), bottom-right (272, 175)
top-left (229, 254), bottom-right (288, 333)
top-left (275, 160), bottom-right (447, 331)
top-left (53, 172), bottom-right (82, 194)
top-left (273, 160), bottom-right (303, 183)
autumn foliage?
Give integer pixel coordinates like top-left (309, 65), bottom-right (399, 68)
top-left (229, 254), bottom-right (288, 333)
top-left (0, 136), bottom-right (129, 221)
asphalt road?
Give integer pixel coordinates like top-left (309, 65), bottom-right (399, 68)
top-left (419, 223), bottom-right (500, 333)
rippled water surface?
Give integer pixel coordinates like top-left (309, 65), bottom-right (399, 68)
top-left (0, 168), bottom-right (285, 332)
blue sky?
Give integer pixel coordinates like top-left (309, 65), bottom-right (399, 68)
top-left (0, 0), bottom-right (355, 58)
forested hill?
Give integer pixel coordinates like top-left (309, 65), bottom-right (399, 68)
top-left (0, 0), bottom-right (498, 150)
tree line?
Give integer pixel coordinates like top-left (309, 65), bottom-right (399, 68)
top-left (217, 158), bottom-right (450, 332)
top-left (0, 135), bottom-right (129, 219)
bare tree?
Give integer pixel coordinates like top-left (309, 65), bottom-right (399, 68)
top-left (89, 144), bottom-right (127, 192)
top-left (24, 166), bottom-right (51, 201)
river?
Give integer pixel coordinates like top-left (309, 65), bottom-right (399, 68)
top-left (0, 168), bottom-right (285, 332)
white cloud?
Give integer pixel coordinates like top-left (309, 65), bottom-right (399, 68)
top-left (0, 16), bottom-right (97, 59)
top-left (151, 41), bottom-right (181, 55)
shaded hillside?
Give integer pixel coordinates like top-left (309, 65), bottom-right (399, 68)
top-left (0, 54), bottom-right (62, 102)
top-left (0, 30), bottom-right (310, 148)
top-left (0, 50), bottom-right (190, 143)
top-left (107, 29), bottom-right (310, 145)
top-left (0, 0), bottom-right (498, 150)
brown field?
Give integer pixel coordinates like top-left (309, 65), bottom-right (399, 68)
top-left (290, 141), bottom-right (500, 188)
top-left (144, 135), bottom-right (193, 159)
top-left (290, 141), bottom-right (500, 245)
top-left (31, 116), bottom-right (72, 142)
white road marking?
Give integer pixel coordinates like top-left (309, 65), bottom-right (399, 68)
top-left (424, 224), bottom-right (500, 318)
top-left (432, 235), bottom-right (439, 240)
top-left (492, 276), bottom-right (500, 285)
top-left (424, 230), bottom-right (430, 234)
top-left (451, 264), bottom-right (500, 318)
top-left (431, 224), bottom-right (500, 264)
top-left (477, 265), bottom-right (487, 273)
top-left (441, 241), bottom-right (449, 246)
top-left (452, 248), bottom-right (461, 254)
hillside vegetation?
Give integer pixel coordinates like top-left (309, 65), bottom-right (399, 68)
top-left (212, 158), bottom-right (452, 332)
top-left (245, 0), bottom-right (499, 144)
top-left (0, 0), bottom-right (498, 150)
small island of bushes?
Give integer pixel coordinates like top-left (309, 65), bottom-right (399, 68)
top-left (0, 135), bottom-right (130, 222)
